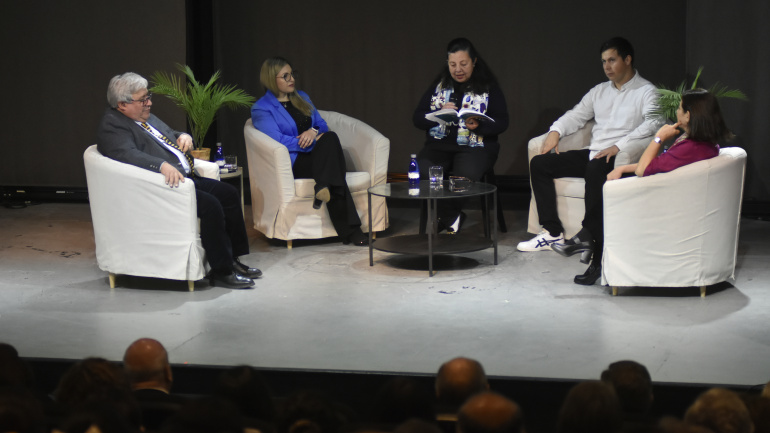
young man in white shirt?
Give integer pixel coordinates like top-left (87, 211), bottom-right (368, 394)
top-left (517, 37), bottom-right (663, 286)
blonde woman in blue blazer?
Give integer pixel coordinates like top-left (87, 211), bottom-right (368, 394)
top-left (251, 57), bottom-right (368, 246)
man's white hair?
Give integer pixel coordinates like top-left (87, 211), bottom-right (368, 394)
top-left (107, 72), bottom-right (148, 108)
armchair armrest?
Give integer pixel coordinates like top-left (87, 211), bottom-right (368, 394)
top-left (527, 120), bottom-right (595, 163)
top-left (194, 158), bottom-right (221, 180)
top-left (244, 119), bottom-right (296, 203)
top-left (319, 110), bottom-right (390, 187)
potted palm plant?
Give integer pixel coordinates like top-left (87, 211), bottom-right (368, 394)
top-left (150, 64), bottom-right (255, 160)
top-left (654, 66), bottom-right (747, 121)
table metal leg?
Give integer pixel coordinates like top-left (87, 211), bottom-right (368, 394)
top-left (493, 188), bottom-right (498, 265)
top-left (428, 198), bottom-right (434, 277)
top-left (368, 192), bottom-right (373, 266)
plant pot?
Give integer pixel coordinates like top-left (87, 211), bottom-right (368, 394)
top-left (191, 148), bottom-right (210, 161)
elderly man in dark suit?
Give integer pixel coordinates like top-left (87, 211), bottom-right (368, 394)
top-left (96, 72), bottom-right (261, 289)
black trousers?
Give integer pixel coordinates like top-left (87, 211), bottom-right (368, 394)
top-left (530, 149), bottom-right (615, 264)
top-left (292, 132), bottom-right (361, 239)
top-left (417, 141), bottom-right (499, 222)
top-left (193, 176), bottom-right (249, 274)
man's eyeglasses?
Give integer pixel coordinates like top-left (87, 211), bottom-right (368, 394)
top-left (277, 72), bottom-right (297, 82)
top-left (127, 93), bottom-right (153, 106)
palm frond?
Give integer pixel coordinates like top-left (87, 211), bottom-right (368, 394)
top-left (149, 63), bottom-right (255, 148)
top-left (649, 66), bottom-right (747, 122)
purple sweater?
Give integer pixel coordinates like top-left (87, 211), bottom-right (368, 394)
top-left (643, 138), bottom-right (720, 176)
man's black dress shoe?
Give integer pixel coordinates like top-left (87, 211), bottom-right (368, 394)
top-left (343, 228), bottom-right (369, 246)
top-left (574, 264), bottom-right (601, 286)
top-left (210, 271), bottom-right (254, 289)
top-left (551, 235), bottom-right (593, 263)
top-left (234, 258), bottom-right (262, 278)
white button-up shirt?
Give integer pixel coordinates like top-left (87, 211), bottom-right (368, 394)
top-left (550, 70), bottom-right (663, 159)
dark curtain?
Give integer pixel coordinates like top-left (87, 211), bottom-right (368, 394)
top-left (3, 0), bottom-right (768, 206)
top-left (213, 1), bottom-right (685, 182)
top-left (0, 0), bottom-right (187, 189)
top-left (686, 0), bottom-right (770, 203)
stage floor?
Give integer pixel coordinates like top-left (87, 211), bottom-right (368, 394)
top-left (1, 202), bottom-right (769, 387)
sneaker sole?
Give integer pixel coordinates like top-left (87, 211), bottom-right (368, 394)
top-left (516, 245), bottom-right (557, 252)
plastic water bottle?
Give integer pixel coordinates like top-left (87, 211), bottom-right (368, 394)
top-left (408, 154), bottom-right (420, 186)
top-left (215, 142), bottom-right (225, 172)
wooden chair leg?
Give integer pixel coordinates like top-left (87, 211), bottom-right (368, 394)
top-left (700, 286), bottom-right (706, 297)
top-left (612, 286), bottom-right (618, 296)
top-left (287, 240), bottom-right (293, 249)
top-left (188, 280), bottom-right (195, 292)
top-left (109, 273), bottom-right (116, 289)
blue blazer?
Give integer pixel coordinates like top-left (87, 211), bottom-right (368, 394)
top-left (251, 90), bottom-right (329, 166)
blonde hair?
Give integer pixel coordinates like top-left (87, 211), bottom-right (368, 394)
top-left (259, 57), bottom-right (313, 117)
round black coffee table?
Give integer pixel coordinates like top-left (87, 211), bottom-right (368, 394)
top-left (368, 180), bottom-right (498, 276)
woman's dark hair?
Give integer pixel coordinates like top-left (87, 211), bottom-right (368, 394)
top-left (213, 365), bottom-right (275, 422)
top-left (556, 381), bottom-right (623, 433)
top-left (54, 358), bottom-right (131, 409)
top-left (682, 88), bottom-right (734, 143)
top-left (434, 37), bottom-right (498, 93)
top-left (368, 377), bottom-right (435, 425)
top-left (276, 390), bottom-right (348, 433)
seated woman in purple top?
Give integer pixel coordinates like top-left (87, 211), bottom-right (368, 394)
top-left (608, 88), bottom-right (733, 180)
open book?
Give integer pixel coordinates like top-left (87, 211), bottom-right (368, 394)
top-left (425, 108), bottom-right (495, 124)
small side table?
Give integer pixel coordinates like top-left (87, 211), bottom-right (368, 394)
top-left (219, 167), bottom-right (244, 218)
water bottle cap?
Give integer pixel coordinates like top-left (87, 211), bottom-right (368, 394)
top-left (410, 154), bottom-right (417, 158)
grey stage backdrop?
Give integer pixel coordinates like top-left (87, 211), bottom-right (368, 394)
top-left (1, 1), bottom-right (768, 204)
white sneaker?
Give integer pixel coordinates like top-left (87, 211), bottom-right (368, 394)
top-left (517, 230), bottom-right (564, 252)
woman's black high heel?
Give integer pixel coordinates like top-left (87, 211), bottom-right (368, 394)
top-left (313, 186), bottom-right (330, 209)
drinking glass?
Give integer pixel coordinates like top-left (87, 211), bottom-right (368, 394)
top-left (429, 166), bottom-right (444, 186)
top-left (225, 155), bottom-right (237, 172)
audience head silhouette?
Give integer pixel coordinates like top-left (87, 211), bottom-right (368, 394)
top-left (557, 381), bottom-right (623, 433)
top-left (600, 360), bottom-right (653, 414)
top-left (122, 338), bottom-right (173, 392)
top-left (684, 388), bottom-right (753, 433)
top-left (457, 391), bottom-right (524, 433)
top-left (436, 357), bottom-right (489, 410)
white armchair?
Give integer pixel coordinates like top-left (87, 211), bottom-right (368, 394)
top-left (83, 145), bottom-right (220, 291)
top-left (601, 147), bottom-right (747, 296)
top-left (526, 120), bottom-right (652, 238)
top-left (244, 110), bottom-right (389, 248)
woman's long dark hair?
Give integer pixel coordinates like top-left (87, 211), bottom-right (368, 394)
top-left (433, 37), bottom-right (498, 94)
top-left (682, 88), bottom-right (734, 143)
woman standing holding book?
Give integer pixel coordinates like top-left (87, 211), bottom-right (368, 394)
top-left (252, 57), bottom-right (368, 246)
top-left (413, 38), bottom-right (509, 233)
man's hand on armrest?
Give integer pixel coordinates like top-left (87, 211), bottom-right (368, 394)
top-left (160, 162), bottom-right (185, 188)
top-left (541, 131), bottom-right (561, 154)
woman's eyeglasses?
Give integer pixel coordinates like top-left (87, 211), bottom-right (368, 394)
top-left (277, 72), bottom-right (297, 82)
